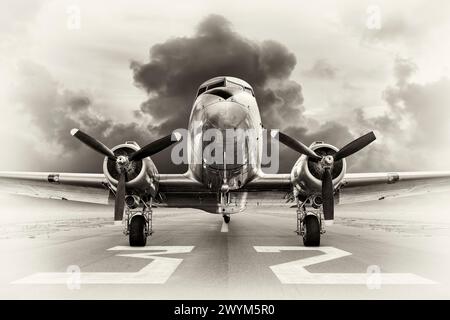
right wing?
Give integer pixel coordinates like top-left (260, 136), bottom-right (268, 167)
top-left (338, 171), bottom-right (450, 204)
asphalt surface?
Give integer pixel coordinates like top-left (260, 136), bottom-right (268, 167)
top-left (0, 193), bottom-right (449, 299)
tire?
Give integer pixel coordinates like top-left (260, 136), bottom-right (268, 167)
top-left (303, 215), bottom-right (320, 246)
top-left (223, 215), bottom-right (230, 224)
top-left (129, 215), bottom-right (147, 247)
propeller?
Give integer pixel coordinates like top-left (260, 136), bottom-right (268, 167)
top-left (114, 171), bottom-right (126, 221)
top-left (129, 134), bottom-right (180, 161)
top-left (321, 167), bottom-right (333, 221)
top-left (278, 132), bottom-right (321, 161)
top-left (71, 128), bottom-right (182, 221)
top-left (277, 131), bottom-right (376, 222)
top-left (333, 132), bottom-right (376, 161)
top-left (70, 129), bottom-right (116, 160)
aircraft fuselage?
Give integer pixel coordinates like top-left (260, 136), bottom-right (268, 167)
top-left (187, 76), bottom-right (263, 193)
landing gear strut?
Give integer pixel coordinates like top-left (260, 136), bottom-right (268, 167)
top-left (296, 197), bottom-right (325, 246)
top-left (125, 199), bottom-right (153, 246)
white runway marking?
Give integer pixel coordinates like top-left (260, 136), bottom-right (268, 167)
top-left (254, 246), bottom-right (436, 285)
top-left (220, 221), bottom-right (229, 233)
top-left (13, 246), bottom-right (194, 285)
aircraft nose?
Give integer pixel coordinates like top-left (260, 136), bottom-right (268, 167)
top-left (204, 101), bottom-right (249, 129)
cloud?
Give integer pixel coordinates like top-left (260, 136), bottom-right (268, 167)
top-left (9, 14), bottom-right (373, 173)
top-left (353, 57), bottom-right (450, 171)
top-left (303, 59), bottom-right (338, 79)
top-left (12, 60), bottom-right (150, 173)
top-left (131, 14), bottom-right (358, 172)
top-left (393, 57), bottom-right (417, 87)
top-left (341, 1), bottom-right (450, 49)
top-left (9, 15), bottom-right (450, 176)
top-left (131, 14), bottom-right (301, 133)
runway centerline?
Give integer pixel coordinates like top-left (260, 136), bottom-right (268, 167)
top-left (220, 221), bottom-right (229, 233)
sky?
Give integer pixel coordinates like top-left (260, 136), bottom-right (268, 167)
top-left (0, 0), bottom-right (449, 174)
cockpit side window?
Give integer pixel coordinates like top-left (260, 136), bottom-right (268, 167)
top-left (207, 80), bottom-right (226, 90)
top-left (226, 80), bottom-right (244, 91)
top-left (197, 86), bottom-right (207, 97)
top-left (244, 87), bottom-right (254, 96)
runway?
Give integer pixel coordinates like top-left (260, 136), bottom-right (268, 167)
top-left (0, 193), bottom-right (449, 299)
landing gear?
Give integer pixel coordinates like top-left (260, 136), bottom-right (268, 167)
top-left (303, 215), bottom-right (320, 246)
top-left (125, 199), bottom-right (153, 247)
top-left (296, 197), bottom-right (324, 246)
top-left (223, 214), bottom-right (230, 224)
top-left (129, 215), bottom-right (147, 246)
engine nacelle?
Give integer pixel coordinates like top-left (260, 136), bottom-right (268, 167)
top-left (102, 142), bottom-right (159, 198)
top-left (291, 142), bottom-right (346, 197)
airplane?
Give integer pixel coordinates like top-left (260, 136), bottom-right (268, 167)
top-left (1, 76), bottom-right (450, 247)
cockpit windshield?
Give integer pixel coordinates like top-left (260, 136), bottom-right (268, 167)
top-left (196, 78), bottom-right (254, 97)
top-left (207, 80), bottom-right (225, 90)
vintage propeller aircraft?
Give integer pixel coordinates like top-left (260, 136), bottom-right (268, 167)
top-left (1, 76), bottom-right (449, 246)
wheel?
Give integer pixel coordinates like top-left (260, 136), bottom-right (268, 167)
top-left (223, 215), bottom-right (230, 224)
top-left (303, 215), bottom-right (320, 246)
top-left (129, 215), bottom-right (147, 247)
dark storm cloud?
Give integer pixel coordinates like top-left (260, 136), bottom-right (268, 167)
top-left (131, 14), bottom-right (356, 171)
top-left (131, 14), bottom-right (301, 133)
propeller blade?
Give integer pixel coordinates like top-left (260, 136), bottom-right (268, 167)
top-left (129, 132), bottom-right (182, 161)
top-left (114, 171), bottom-right (126, 222)
top-left (322, 167), bottom-right (334, 221)
top-left (277, 132), bottom-right (321, 161)
top-left (71, 128), bottom-right (116, 160)
top-left (333, 131), bottom-right (376, 161)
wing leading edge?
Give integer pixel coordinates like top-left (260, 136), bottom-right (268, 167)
top-left (338, 171), bottom-right (450, 204)
top-left (0, 170), bottom-right (449, 208)
top-left (0, 171), bottom-right (110, 204)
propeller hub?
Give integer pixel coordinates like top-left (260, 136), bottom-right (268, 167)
top-left (322, 155), bottom-right (334, 167)
top-left (116, 155), bottom-right (129, 166)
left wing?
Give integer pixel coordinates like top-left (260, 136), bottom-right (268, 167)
top-left (0, 171), bottom-right (110, 204)
top-left (0, 171), bottom-right (211, 207)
